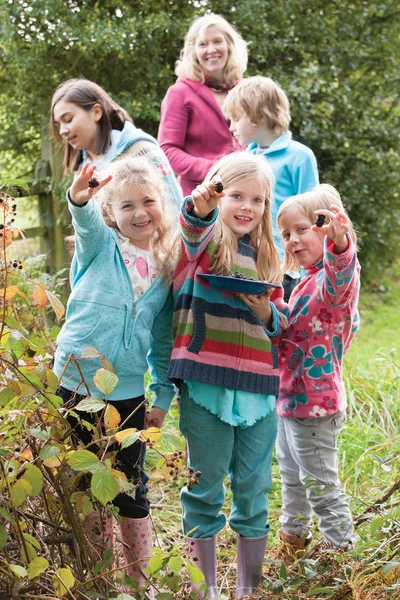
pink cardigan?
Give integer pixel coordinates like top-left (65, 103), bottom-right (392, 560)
top-left (158, 76), bottom-right (243, 197)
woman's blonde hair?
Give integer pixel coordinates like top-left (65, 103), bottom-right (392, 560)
top-left (224, 76), bottom-right (291, 136)
top-left (277, 184), bottom-right (358, 272)
top-left (98, 157), bottom-right (175, 270)
top-left (175, 14), bottom-right (248, 85)
top-left (205, 152), bottom-right (282, 283)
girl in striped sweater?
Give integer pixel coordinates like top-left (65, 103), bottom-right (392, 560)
top-left (168, 152), bottom-right (287, 599)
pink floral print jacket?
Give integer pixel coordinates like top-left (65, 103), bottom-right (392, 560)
top-left (277, 237), bottom-right (360, 418)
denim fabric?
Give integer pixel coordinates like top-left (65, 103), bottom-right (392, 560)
top-left (179, 384), bottom-right (278, 538)
top-left (276, 413), bottom-right (353, 547)
top-left (57, 386), bottom-right (149, 518)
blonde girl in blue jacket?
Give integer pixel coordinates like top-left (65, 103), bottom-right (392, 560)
top-left (54, 156), bottom-right (175, 597)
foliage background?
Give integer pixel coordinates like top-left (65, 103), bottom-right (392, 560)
top-left (1, 0), bottom-right (400, 278)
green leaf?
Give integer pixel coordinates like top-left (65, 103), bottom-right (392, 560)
top-left (23, 464), bottom-right (44, 496)
top-left (383, 562), bottom-right (400, 574)
top-left (50, 325), bottom-right (61, 341)
top-left (53, 567), bottom-right (75, 598)
top-left (46, 369), bottom-right (59, 391)
top-left (279, 561), bottom-right (288, 580)
top-left (370, 515), bottom-right (386, 535)
top-left (10, 479), bottom-right (33, 507)
top-left (101, 356), bottom-right (115, 372)
top-left (27, 427), bottom-right (50, 442)
top-left (9, 563), bottom-right (27, 578)
top-left (168, 556), bottom-right (182, 572)
top-left (147, 552), bottom-right (164, 575)
top-left (91, 470), bottom-right (119, 505)
top-left (0, 524), bottom-right (8, 549)
top-left (27, 556), bottom-right (49, 579)
top-left (39, 445), bottom-right (61, 461)
top-left (0, 387), bottom-right (18, 404)
top-left (21, 541), bottom-right (37, 563)
top-left (0, 507), bottom-right (13, 523)
top-left (23, 533), bottom-right (41, 550)
top-left (67, 450), bottom-right (102, 473)
top-left (74, 397), bottom-right (106, 412)
top-left (186, 559), bottom-right (204, 587)
top-left (93, 368), bottom-right (119, 395)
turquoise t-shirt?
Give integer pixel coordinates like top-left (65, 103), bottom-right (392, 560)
top-left (185, 380), bottom-right (276, 428)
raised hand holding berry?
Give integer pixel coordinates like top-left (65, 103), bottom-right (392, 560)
top-left (69, 162), bottom-right (112, 206)
top-left (191, 177), bottom-right (225, 219)
top-left (312, 205), bottom-right (350, 254)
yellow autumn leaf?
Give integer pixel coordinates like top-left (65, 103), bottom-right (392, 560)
top-left (111, 468), bottom-right (128, 482)
top-left (32, 284), bottom-right (48, 309)
top-left (161, 461), bottom-right (172, 481)
top-left (3, 228), bottom-right (13, 248)
top-left (46, 289), bottom-right (65, 322)
top-left (140, 427), bottom-right (162, 444)
top-left (20, 448), bottom-right (33, 462)
top-left (1, 285), bottom-right (29, 302)
top-left (114, 428), bottom-right (138, 444)
top-left (104, 404), bottom-right (121, 430)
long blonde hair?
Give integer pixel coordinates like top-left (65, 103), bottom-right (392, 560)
top-left (277, 184), bottom-right (358, 272)
top-left (205, 152), bottom-right (282, 283)
top-left (98, 157), bottom-right (175, 269)
top-left (175, 14), bottom-right (248, 85)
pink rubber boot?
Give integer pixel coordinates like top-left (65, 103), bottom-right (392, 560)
top-left (119, 515), bottom-right (154, 599)
top-left (81, 510), bottom-right (114, 558)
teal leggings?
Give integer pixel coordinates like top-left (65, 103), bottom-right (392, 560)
top-left (179, 385), bottom-right (278, 539)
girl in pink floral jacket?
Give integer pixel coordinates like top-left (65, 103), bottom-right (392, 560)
top-left (273, 184), bottom-right (360, 560)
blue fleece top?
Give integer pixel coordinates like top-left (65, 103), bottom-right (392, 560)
top-left (82, 120), bottom-right (183, 210)
top-left (53, 197), bottom-right (175, 410)
top-left (248, 131), bottom-right (319, 260)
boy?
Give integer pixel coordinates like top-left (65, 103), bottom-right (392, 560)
top-left (223, 76), bottom-right (319, 300)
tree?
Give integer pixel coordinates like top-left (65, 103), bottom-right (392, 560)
top-left (1, 0), bottom-right (399, 278)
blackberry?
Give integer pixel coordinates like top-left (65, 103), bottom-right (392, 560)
top-left (213, 182), bottom-right (224, 193)
top-left (0, 224), bottom-right (4, 230)
top-left (88, 178), bottom-right (100, 189)
top-left (234, 271), bottom-right (255, 281)
top-left (315, 214), bottom-right (325, 227)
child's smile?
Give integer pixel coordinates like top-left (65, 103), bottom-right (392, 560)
top-left (279, 206), bottom-right (325, 267)
top-left (109, 184), bottom-right (163, 251)
top-left (219, 177), bottom-right (266, 238)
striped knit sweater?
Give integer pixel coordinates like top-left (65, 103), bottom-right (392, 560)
top-left (168, 198), bottom-right (288, 395)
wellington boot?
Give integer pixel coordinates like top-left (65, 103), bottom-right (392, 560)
top-left (236, 534), bottom-right (267, 599)
top-left (187, 536), bottom-right (221, 599)
top-left (119, 515), bottom-right (154, 599)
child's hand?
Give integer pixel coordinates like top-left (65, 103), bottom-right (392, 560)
top-left (313, 205), bottom-right (350, 254)
top-left (146, 407), bottom-right (167, 429)
top-left (238, 289), bottom-right (274, 325)
top-left (69, 162), bottom-right (112, 206)
top-left (191, 177), bottom-right (225, 219)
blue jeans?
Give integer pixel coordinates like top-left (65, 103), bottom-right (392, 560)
top-left (276, 413), bottom-right (353, 547)
top-left (179, 384), bottom-right (278, 539)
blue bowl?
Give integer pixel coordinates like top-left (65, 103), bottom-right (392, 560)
top-left (197, 273), bottom-right (281, 295)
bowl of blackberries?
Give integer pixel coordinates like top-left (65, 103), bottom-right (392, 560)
top-left (197, 272), bottom-right (281, 295)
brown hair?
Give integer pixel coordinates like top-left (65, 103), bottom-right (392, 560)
top-left (50, 78), bottom-right (132, 174)
top-left (224, 76), bottom-right (291, 136)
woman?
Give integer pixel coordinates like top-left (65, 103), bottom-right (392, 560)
top-left (158, 14), bottom-right (248, 196)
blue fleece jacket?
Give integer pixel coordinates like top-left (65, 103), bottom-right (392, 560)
top-left (53, 198), bottom-right (175, 411)
top-left (248, 131), bottom-right (319, 260)
top-left (82, 120), bottom-right (183, 210)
